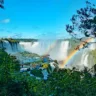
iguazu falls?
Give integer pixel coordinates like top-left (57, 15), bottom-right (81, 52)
top-left (1, 0), bottom-right (96, 96)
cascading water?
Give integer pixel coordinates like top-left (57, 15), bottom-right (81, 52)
top-left (19, 42), bottom-right (39, 53)
top-left (66, 39), bottom-right (96, 70)
top-left (0, 40), bottom-right (23, 54)
top-left (0, 39), bottom-right (96, 70)
top-left (84, 55), bottom-right (89, 67)
top-left (81, 51), bottom-right (89, 67)
top-left (19, 40), bottom-right (69, 61)
top-left (89, 39), bottom-right (96, 50)
top-left (80, 38), bottom-right (96, 68)
top-left (55, 40), bottom-right (69, 61)
top-left (3, 40), bottom-right (13, 53)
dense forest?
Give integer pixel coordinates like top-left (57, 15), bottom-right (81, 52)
top-left (0, 49), bottom-right (96, 96)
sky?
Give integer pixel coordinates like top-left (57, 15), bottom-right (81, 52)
top-left (0, 0), bottom-right (95, 39)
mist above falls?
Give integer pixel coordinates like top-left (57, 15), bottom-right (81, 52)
top-left (19, 39), bottom-right (69, 61)
top-left (0, 38), bottom-right (96, 69)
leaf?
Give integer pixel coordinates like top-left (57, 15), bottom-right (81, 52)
top-left (84, 31), bottom-right (90, 37)
top-left (0, 4), bottom-right (4, 9)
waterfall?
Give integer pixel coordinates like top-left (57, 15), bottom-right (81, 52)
top-left (83, 54), bottom-right (89, 67)
top-left (64, 39), bottom-right (96, 70)
top-left (0, 38), bottom-right (96, 70)
top-left (89, 38), bottom-right (96, 50)
top-left (51, 40), bottom-right (69, 61)
top-left (0, 41), bottom-right (3, 48)
top-left (3, 40), bottom-right (13, 53)
top-left (59, 41), bottom-right (69, 60)
top-left (19, 40), bottom-right (69, 61)
top-left (0, 40), bottom-right (22, 54)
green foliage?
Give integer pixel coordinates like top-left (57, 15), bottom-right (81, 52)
top-left (0, 49), bottom-right (20, 84)
top-left (45, 69), bottom-right (96, 96)
top-left (66, 1), bottom-right (96, 40)
top-left (0, 49), bottom-right (96, 96)
top-left (14, 38), bottom-right (38, 42)
top-left (31, 69), bottom-right (43, 78)
top-left (7, 38), bottom-right (19, 43)
top-left (20, 51), bottom-right (40, 58)
top-left (0, 0), bottom-right (4, 9)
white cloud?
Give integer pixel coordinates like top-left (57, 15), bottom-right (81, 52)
top-left (1, 19), bottom-right (10, 23)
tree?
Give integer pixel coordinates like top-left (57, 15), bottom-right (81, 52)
top-left (66, 1), bottom-right (96, 41)
top-left (0, 49), bottom-right (20, 83)
top-left (0, 0), bottom-right (4, 9)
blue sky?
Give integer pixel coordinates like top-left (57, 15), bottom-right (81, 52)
top-left (0, 0), bottom-right (95, 39)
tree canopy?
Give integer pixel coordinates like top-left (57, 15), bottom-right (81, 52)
top-left (0, 0), bottom-right (4, 9)
top-left (66, 1), bottom-right (96, 40)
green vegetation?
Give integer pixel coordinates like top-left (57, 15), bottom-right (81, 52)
top-left (66, 1), bottom-right (96, 40)
top-left (6, 38), bottom-right (19, 43)
top-left (0, 49), bottom-right (96, 96)
top-left (0, 38), bottom-right (19, 43)
top-left (14, 38), bottom-right (38, 42)
top-left (31, 69), bottom-right (43, 78)
top-left (20, 51), bottom-right (40, 57)
top-left (0, 38), bottom-right (38, 43)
